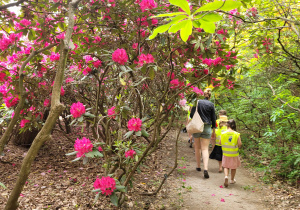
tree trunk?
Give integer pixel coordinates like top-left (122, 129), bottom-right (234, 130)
top-left (4, 1), bottom-right (81, 209)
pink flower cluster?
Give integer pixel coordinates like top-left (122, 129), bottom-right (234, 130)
top-left (127, 117), bottom-right (142, 132)
top-left (202, 57), bottom-right (224, 67)
top-left (93, 60), bottom-right (102, 68)
top-left (20, 19), bottom-right (31, 27)
top-left (74, 137), bottom-right (93, 157)
top-left (44, 99), bottom-right (50, 107)
top-left (136, 54), bottom-right (155, 66)
top-left (20, 119), bottom-right (30, 128)
top-left (50, 52), bottom-right (60, 61)
top-left (112, 48), bottom-right (128, 65)
top-left (246, 7), bottom-right (258, 17)
top-left (0, 33), bottom-right (21, 51)
top-left (70, 102), bottom-right (86, 118)
top-left (191, 86), bottom-right (203, 95)
top-left (0, 72), bottom-right (6, 82)
top-left (4, 96), bottom-right (19, 108)
top-left (262, 38), bottom-right (272, 53)
top-left (170, 79), bottom-right (185, 89)
top-left (125, 149), bottom-right (136, 159)
top-left (94, 176), bottom-right (116, 196)
top-left (139, 0), bottom-right (157, 12)
top-left (107, 106), bottom-right (116, 119)
top-left (179, 99), bottom-right (187, 106)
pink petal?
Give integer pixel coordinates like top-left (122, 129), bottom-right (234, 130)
top-left (211, 194), bottom-right (216, 196)
top-left (219, 185), bottom-right (224, 188)
top-left (221, 198), bottom-right (225, 202)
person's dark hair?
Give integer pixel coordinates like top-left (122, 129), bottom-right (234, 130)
top-left (204, 88), bottom-right (212, 99)
top-left (219, 110), bottom-right (227, 115)
top-left (227, 119), bottom-right (236, 131)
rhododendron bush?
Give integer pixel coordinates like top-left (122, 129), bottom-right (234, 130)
top-left (0, 0), bottom-right (250, 208)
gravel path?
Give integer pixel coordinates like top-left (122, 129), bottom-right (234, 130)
top-left (178, 133), bottom-right (269, 210)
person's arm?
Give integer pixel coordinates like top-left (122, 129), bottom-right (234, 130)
top-left (211, 105), bottom-right (216, 129)
top-left (189, 106), bottom-right (196, 119)
top-left (238, 135), bottom-right (242, 148)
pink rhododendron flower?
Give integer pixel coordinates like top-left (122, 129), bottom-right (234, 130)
top-left (60, 86), bottom-right (65, 96)
top-left (139, 0), bottom-right (157, 12)
top-left (83, 55), bottom-right (93, 63)
top-left (20, 19), bottom-right (31, 26)
top-left (167, 72), bottom-right (175, 79)
top-left (192, 86), bottom-right (203, 95)
top-left (82, 67), bottom-right (91, 75)
top-left (179, 99), bottom-right (187, 106)
top-left (136, 54), bottom-right (155, 66)
top-left (107, 106), bottom-right (116, 119)
top-left (4, 96), bottom-right (19, 107)
top-left (20, 119), bottom-right (30, 128)
top-left (132, 43), bottom-right (138, 49)
top-left (125, 149), bottom-right (136, 159)
top-left (44, 99), bottom-right (50, 107)
top-left (127, 117), bottom-right (142, 132)
top-left (170, 79), bottom-right (184, 89)
top-left (93, 60), bottom-right (102, 68)
top-left (74, 137), bottom-right (93, 157)
top-left (93, 176), bottom-right (116, 196)
top-left (112, 48), bottom-right (128, 65)
top-left (0, 72), bottom-right (6, 82)
top-left (50, 52), bottom-right (60, 61)
top-left (98, 146), bottom-right (103, 152)
top-left (66, 77), bottom-right (74, 83)
top-left (70, 102), bottom-right (86, 118)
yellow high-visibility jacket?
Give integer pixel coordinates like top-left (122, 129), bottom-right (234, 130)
top-left (221, 131), bottom-right (240, 157)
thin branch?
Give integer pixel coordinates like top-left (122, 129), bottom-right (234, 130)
top-left (267, 81), bottom-right (300, 113)
top-left (0, 0), bottom-right (27, 10)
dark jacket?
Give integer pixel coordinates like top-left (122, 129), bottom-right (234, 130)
top-left (190, 99), bottom-right (216, 128)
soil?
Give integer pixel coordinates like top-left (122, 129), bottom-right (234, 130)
top-left (0, 129), bottom-right (299, 209)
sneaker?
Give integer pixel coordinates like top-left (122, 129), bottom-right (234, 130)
top-left (230, 179), bottom-right (236, 184)
top-left (196, 168), bottom-right (201, 171)
top-left (204, 170), bottom-right (209, 178)
top-left (224, 176), bottom-right (229, 187)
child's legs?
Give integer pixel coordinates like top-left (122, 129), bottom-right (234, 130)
top-left (194, 137), bottom-right (201, 168)
top-left (231, 169), bottom-right (236, 180)
top-left (218, 161), bottom-right (222, 170)
top-left (224, 168), bottom-right (229, 177)
top-left (200, 138), bottom-right (210, 170)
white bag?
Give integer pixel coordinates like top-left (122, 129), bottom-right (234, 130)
top-left (186, 101), bottom-right (204, 134)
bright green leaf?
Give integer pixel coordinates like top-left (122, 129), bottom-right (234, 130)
top-left (151, 12), bottom-right (185, 18)
top-left (169, 19), bottom-right (189, 33)
top-left (199, 19), bottom-right (216, 33)
top-left (169, 0), bottom-right (191, 15)
top-left (192, 20), bottom-right (201, 28)
top-left (194, 0), bottom-right (242, 13)
top-left (180, 19), bottom-right (193, 42)
top-left (0, 182), bottom-right (7, 189)
top-left (195, 13), bottom-right (223, 22)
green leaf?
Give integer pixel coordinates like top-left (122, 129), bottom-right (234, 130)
top-left (66, 151), bottom-right (78, 156)
top-left (195, 13), bottom-right (223, 22)
top-left (151, 12), bottom-right (185, 18)
top-left (149, 23), bottom-right (172, 40)
top-left (141, 129), bottom-right (150, 137)
top-left (71, 157), bottom-right (81, 162)
top-left (149, 68), bottom-right (155, 80)
top-left (199, 19), bottom-right (216, 33)
top-left (78, 116), bottom-right (84, 122)
top-left (180, 19), bottom-right (193, 42)
top-left (94, 193), bottom-right (100, 203)
top-left (192, 20), bottom-right (201, 28)
top-left (110, 192), bottom-right (118, 206)
top-left (83, 112), bottom-right (96, 118)
top-left (85, 150), bottom-right (103, 158)
top-left (169, 0), bottom-right (191, 15)
top-left (124, 130), bottom-right (134, 139)
top-left (116, 185), bottom-right (126, 192)
top-left (135, 131), bottom-right (142, 136)
top-left (194, 0), bottom-right (242, 13)
top-left (169, 19), bottom-right (188, 33)
top-left (0, 182), bottom-right (7, 189)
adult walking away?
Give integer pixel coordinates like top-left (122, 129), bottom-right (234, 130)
top-left (190, 88), bottom-right (216, 178)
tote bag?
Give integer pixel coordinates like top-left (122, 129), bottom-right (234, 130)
top-left (186, 101), bottom-right (204, 134)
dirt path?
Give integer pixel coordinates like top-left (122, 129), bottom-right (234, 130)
top-left (177, 133), bottom-right (269, 210)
